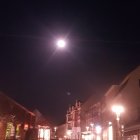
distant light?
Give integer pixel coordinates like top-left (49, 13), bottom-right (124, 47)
top-left (95, 125), bottom-right (102, 134)
top-left (108, 122), bottom-right (112, 125)
top-left (64, 135), bottom-right (67, 138)
top-left (67, 92), bottom-right (71, 96)
top-left (67, 130), bottom-right (72, 136)
top-left (56, 39), bottom-right (66, 48)
top-left (90, 123), bottom-right (94, 127)
top-left (24, 124), bottom-right (29, 130)
top-left (54, 127), bottom-right (57, 131)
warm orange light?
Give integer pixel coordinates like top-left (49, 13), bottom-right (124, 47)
top-left (24, 124), bottom-right (28, 130)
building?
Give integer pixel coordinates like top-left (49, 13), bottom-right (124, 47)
top-left (66, 100), bottom-right (81, 140)
top-left (74, 66), bottom-right (140, 140)
top-left (103, 66), bottom-right (140, 140)
top-left (34, 109), bottom-right (51, 140)
top-left (55, 124), bottom-right (66, 140)
top-left (80, 94), bottom-right (102, 140)
top-left (0, 92), bottom-right (35, 140)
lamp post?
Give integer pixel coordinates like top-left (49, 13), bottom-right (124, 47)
top-left (112, 105), bottom-right (124, 140)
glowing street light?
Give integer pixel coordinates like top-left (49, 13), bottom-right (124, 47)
top-left (54, 127), bottom-right (57, 132)
top-left (95, 125), bottom-right (102, 134)
top-left (67, 130), bottom-right (72, 139)
top-left (54, 127), bottom-right (57, 139)
top-left (95, 125), bottom-right (102, 140)
top-left (112, 105), bottom-right (124, 120)
top-left (56, 39), bottom-right (66, 49)
top-left (67, 130), bottom-right (72, 136)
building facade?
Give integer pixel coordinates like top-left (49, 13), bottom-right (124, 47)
top-left (80, 94), bottom-right (103, 140)
top-left (34, 109), bottom-right (51, 140)
top-left (103, 66), bottom-right (140, 140)
top-left (71, 66), bottom-right (140, 140)
top-left (66, 100), bottom-right (81, 140)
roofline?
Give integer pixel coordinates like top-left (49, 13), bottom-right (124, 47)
top-left (0, 92), bottom-right (35, 116)
top-left (104, 85), bottom-right (119, 96)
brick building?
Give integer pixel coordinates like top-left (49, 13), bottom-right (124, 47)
top-left (0, 92), bottom-right (35, 140)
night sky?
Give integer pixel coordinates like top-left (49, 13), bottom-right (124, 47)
top-left (0, 1), bottom-right (140, 124)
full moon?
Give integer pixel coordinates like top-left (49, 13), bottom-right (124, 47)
top-left (56, 39), bottom-right (66, 49)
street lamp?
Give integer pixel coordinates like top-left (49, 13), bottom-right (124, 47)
top-left (112, 105), bottom-right (124, 140)
top-left (112, 105), bottom-right (124, 121)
